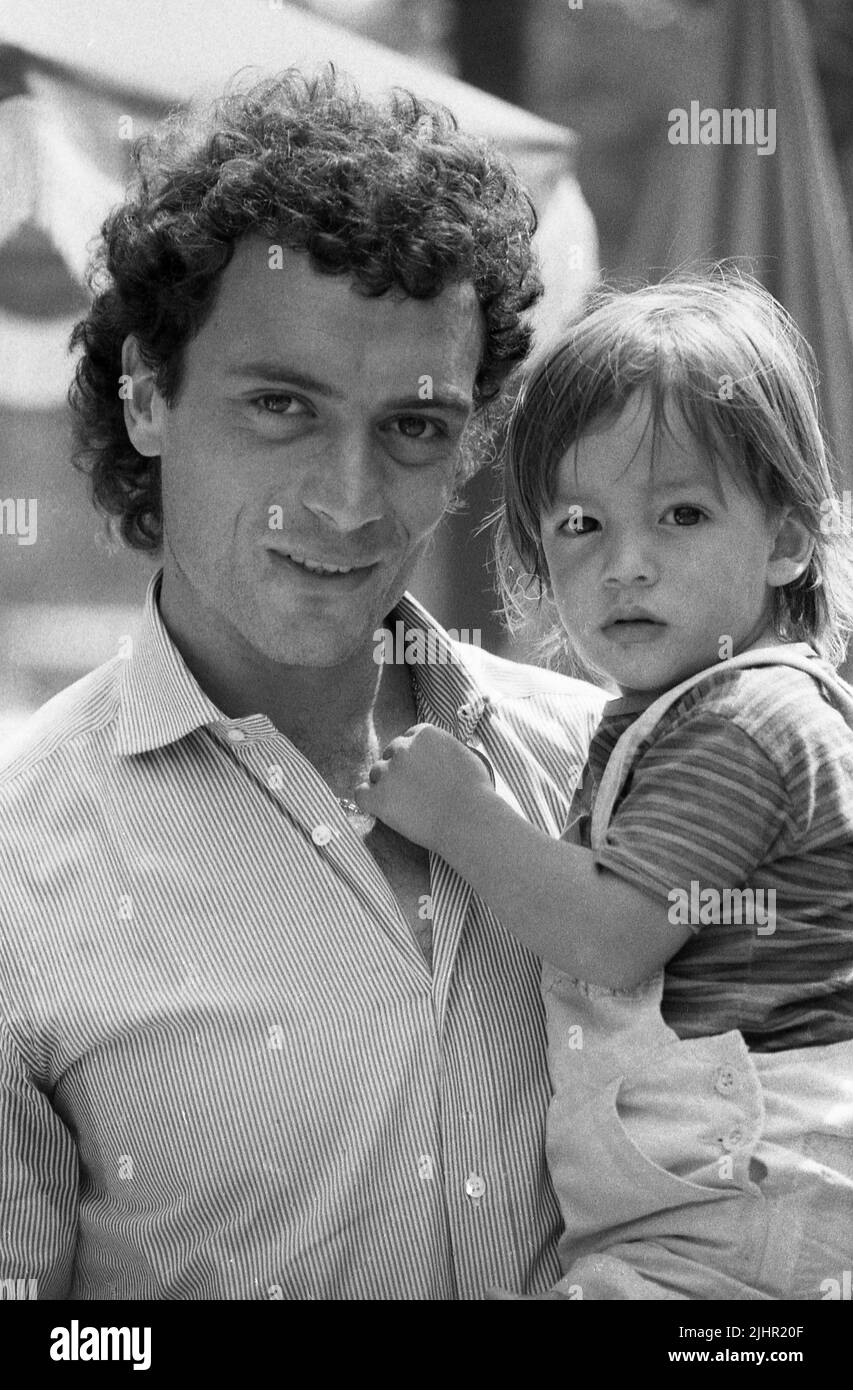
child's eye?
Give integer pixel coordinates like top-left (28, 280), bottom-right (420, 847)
top-left (662, 505), bottom-right (707, 526)
top-left (559, 508), bottom-right (599, 536)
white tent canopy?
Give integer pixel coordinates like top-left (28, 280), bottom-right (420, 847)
top-left (1, 0), bottom-right (578, 152)
top-left (0, 2), bottom-right (597, 407)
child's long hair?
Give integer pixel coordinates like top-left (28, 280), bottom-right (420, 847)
top-left (497, 268), bottom-right (853, 674)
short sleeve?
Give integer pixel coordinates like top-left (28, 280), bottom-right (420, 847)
top-left (593, 710), bottom-right (791, 905)
top-left (0, 1018), bottom-right (78, 1298)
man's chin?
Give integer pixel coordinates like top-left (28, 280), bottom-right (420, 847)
top-left (246, 562), bottom-right (407, 666)
top-left (235, 602), bottom-right (381, 669)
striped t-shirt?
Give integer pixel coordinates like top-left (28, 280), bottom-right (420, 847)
top-left (571, 649), bottom-right (853, 1051)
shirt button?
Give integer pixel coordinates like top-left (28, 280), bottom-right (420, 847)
top-left (311, 824), bottom-right (334, 847)
top-left (457, 703), bottom-right (474, 721)
top-left (721, 1127), bottom-right (746, 1152)
top-left (226, 728), bottom-right (246, 743)
top-left (465, 1173), bottom-right (486, 1200)
top-left (714, 1065), bottom-right (737, 1095)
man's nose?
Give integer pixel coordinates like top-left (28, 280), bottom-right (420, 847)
top-left (301, 432), bottom-right (385, 531)
top-left (602, 529), bottom-right (659, 587)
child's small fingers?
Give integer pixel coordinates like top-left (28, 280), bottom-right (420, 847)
top-left (381, 728), bottom-right (421, 759)
top-left (353, 781), bottom-right (373, 812)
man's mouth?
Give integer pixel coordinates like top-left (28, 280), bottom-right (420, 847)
top-left (268, 548), bottom-right (379, 583)
top-left (280, 550), bottom-right (359, 575)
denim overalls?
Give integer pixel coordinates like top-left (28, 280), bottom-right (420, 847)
top-left (544, 648), bottom-right (853, 1300)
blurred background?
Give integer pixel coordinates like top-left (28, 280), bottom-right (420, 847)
top-left (2, 0), bottom-right (852, 738)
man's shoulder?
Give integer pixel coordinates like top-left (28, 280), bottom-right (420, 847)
top-left (0, 657), bottom-right (122, 791)
top-left (452, 640), bottom-right (607, 724)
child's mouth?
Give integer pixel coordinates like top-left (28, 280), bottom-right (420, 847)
top-left (602, 618), bottom-right (666, 645)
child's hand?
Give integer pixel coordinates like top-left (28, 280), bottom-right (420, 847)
top-left (354, 723), bottom-right (493, 853)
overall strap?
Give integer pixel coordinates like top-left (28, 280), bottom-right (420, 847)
top-left (590, 647), bottom-right (853, 853)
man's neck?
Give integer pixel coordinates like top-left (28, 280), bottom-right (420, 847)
top-left (157, 570), bottom-right (415, 766)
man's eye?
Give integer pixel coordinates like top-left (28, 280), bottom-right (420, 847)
top-left (251, 394), bottom-right (307, 415)
top-left (663, 505), bottom-right (706, 526)
top-left (391, 416), bottom-right (444, 440)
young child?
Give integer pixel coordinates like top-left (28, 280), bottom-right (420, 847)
top-left (355, 273), bottom-right (853, 1301)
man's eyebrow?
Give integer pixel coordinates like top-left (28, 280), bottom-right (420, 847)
top-left (383, 392), bottom-right (473, 418)
top-left (226, 362), bottom-right (473, 416)
top-left (226, 363), bottom-right (345, 399)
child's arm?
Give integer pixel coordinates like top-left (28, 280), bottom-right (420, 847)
top-left (355, 724), bottom-right (691, 990)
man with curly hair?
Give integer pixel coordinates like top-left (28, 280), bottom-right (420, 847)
top-left (0, 68), bottom-right (603, 1299)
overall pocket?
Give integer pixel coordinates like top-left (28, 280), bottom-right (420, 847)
top-left (548, 1030), bottom-right (768, 1290)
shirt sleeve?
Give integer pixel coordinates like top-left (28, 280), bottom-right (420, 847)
top-left (593, 710), bottom-right (792, 907)
top-left (0, 1017), bottom-right (78, 1298)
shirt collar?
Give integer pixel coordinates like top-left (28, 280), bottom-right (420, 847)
top-left (114, 570), bottom-right (223, 755)
top-left (114, 569), bottom-right (488, 757)
top-left (388, 590), bottom-right (490, 735)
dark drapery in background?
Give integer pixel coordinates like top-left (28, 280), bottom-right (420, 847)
top-left (620, 0), bottom-right (853, 486)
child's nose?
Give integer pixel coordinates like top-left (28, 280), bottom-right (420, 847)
top-left (603, 532), bottom-right (659, 586)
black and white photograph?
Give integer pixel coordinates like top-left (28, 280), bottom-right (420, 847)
top-left (0, 0), bottom-right (851, 1364)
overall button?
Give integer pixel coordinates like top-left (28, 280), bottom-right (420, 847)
top-left (720, 1127), bottom-right (746, 1152)
top-left (311, 824), bottom-right (334, 847)
top-left (714, 1065), bottom-right (737, 1095)
top-left (226, 728), bottom-right (247, 743)
top-left (465, 1174), bottom-right (486, 1201)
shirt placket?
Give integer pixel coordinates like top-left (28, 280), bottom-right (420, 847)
top-left (422, 693), bottom-right (493, 1028)
top-left (210, 718), bottom-right (430, 977)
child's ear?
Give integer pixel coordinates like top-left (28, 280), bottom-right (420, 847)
top-left (120, 335), bottom-right (167, 458)
top-left (537, 546), bottom-right (554, 595)
top-left (766, 508), bottom-right (814, 588)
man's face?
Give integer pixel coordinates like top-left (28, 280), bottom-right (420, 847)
top-left (141, 238), bottom-right (483, 667)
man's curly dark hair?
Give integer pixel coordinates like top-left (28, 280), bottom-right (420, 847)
top-left (68, 65), bottom-right (542, 552)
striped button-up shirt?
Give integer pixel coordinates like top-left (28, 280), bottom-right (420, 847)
top-left (0, 571), bottom-right (604, 1300)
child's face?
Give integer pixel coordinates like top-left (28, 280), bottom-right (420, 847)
top-left (540, 392), bottom-right (782, 695)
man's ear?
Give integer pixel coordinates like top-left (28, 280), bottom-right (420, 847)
top-left (120, 336), bottom-right (167, 458)
top-left (766, 508), bottom-right (815, 588)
